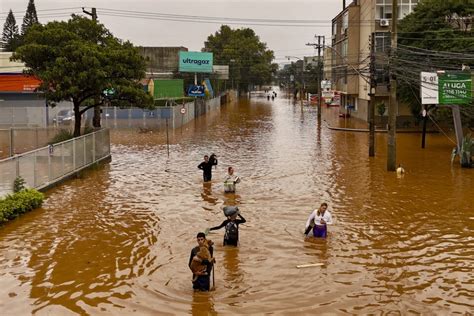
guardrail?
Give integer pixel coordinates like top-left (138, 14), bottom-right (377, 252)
top-left (0, 128), bottom-right (110, 197)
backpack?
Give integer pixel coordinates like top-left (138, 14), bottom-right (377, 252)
top-left (224, 221), bottom-right (238, 241)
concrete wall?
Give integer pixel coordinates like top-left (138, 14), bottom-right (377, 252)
top-left (138, 47), bottom-right (188, 75)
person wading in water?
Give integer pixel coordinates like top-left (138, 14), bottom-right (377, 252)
top-left (304, 203), bottom-right (333, 238)
top-left (189, 232), bottom-right (215, 291)
top-left (198, 154), bottom-right (218, 182)
top-left (207, 207), bottom-right (246, 246)
top-left (223, 166), bottom-right (240, 193)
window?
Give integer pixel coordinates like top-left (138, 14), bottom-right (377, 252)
top-left (342, 40), bottom-right (348, 58)
top-left (342, 12), bottom-right (349, 34)
top-left (376, 0), bottom-right (418, 20)
top-left (374, 32), bottom-right (391, 52)
top-left (332, 22), bottom-right (337, 37)
top-left (375, 65), bottom-right (389, 85)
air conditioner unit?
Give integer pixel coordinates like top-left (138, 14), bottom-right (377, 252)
top-left (380, 19), bottom-right (390, 27)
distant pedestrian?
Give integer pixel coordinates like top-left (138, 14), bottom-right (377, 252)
top-left (267, 95), bottom-right (270, 101)
top-left (224, 166), bottom-right (240, 193)
top-left (304, 203), bottom-right (333, 238)
top-left (198, 155), bottom-right (218, 182)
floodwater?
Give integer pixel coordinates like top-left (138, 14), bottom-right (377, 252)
top-left (0, 90), bottom-right (473, 315)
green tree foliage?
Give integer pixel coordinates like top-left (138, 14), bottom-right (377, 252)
top-left (1, 10), bottom-right (20, 51)
top-left (21, 0), bottom-right (39, 35)
top-left (204, 25), bottom-right (277, 92)
top-left (12, 15), bottom-right (154, 136)
top-left (396, 0), bottom-right (474, 123)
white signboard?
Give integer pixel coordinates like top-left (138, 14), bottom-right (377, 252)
top-left (213, 65), bottom-right (229, 80)
top-left (421, 72), bottom-right (438, 104)
top-left (321, 80), bottom-right (332, 90)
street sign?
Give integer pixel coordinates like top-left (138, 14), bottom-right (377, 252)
top-left (187, 85), bottom-right (205, 97)
top-left (180, 107), bottom-right (186, 114)
top-left (213, 65), bottom-right (229, 79)
top-left (179, 51), bottom-right (213, 73)
top-left (438, 72), bottom-right (472, 105)
top-left (420, 72), bottom-right (438, 104)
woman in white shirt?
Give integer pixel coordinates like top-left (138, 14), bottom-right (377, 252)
top-left (304, 202), bottom-right (333, 238)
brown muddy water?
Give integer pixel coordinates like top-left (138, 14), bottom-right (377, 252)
top-left (0, 90), bottom-right (473, 315)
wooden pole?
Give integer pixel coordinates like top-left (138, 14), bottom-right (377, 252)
top-left (387, 0), bottom-right (398, 171)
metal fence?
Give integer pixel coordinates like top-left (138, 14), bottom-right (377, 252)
top-left (0, 128), bottom-right (110, 197)
top-left (0, 127), bottom-right (67, 159)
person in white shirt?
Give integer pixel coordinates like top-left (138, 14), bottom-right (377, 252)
top-left (224, 166), bottom-right (240, 193)
top-left (304, 203), bottom-right (333, 238)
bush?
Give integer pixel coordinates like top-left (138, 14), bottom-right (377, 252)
top-left (0, 189), bottom-right (45, 223)
top-left (13, 176), bottom-right (26, 193)
top-left (48, 129), bottom-right (73, 145)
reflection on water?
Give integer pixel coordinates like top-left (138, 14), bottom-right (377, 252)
top-left (0, 89), bottom-right (473, 314)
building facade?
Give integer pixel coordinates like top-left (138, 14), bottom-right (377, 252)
top-left (329, 0), bottom-right (418, 122)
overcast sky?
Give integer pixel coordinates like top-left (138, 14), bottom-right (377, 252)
top-left (1, 0), bottom-right (343, 64)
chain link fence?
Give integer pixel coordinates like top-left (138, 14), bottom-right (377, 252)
top-left (0, 129), bottom-right (110, 197)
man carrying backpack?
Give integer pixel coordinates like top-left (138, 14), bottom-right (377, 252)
top-left (208, 208), bottom-right (246, 246)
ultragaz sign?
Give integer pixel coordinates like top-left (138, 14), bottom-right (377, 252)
top-left (179, 51), bottom-right (213, 73)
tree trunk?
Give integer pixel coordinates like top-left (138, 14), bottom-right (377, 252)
top-left (73, 101), bottom-right (82, 137)
top-left (93, 104), bottom-right (101, 128)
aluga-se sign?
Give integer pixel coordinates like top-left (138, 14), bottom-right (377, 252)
top-left (179, 51), bottom-right (213, 73)
top-left (438, 72), bottom-right (472, 105)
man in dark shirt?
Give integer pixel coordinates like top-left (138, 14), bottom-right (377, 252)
top-left (198, 155), bottom-right (218, 182)
top-left (189, 232), bottom-right (214, 291)
top-left (209, 213), bottom-right (246, 246)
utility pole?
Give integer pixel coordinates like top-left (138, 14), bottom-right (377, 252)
top-left (83, 7), bottom-right (101, 129)
top-left (306, 35), bottom-right (324, 119)
top-left (387, 0), bottom-right (398, 171)
top-left (368, 33), bottom-right (376, 157)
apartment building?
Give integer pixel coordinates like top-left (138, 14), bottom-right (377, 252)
top-left (329, 0), bottom-right (418, 122)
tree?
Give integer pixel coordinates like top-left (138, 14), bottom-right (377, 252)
top-left (21, 0), bottom-right (39, 35)
top-left (12, 15), bottom-right (154, 137)
top-left (396, 0), bottom-right (474, 124)
top-left (204, 25), bottom-right (277, 92)
top-left (1, 10), bottom-right (20, 51)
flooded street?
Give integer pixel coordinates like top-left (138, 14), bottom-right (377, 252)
top-left (0, 90), bottom-right (473, 315)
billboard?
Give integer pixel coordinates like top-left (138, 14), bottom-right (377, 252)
top-left (179, 51), bottom-right (213, 73)
top-left (438, 72), bottom-right (472, 105)
top-left (153, 79), bottom-right (184, 99)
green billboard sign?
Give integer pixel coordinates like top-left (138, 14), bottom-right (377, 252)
top-left (438, 72), bottom-right (472, 105)
top-left (179, 51), bottom-right (213, 73)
